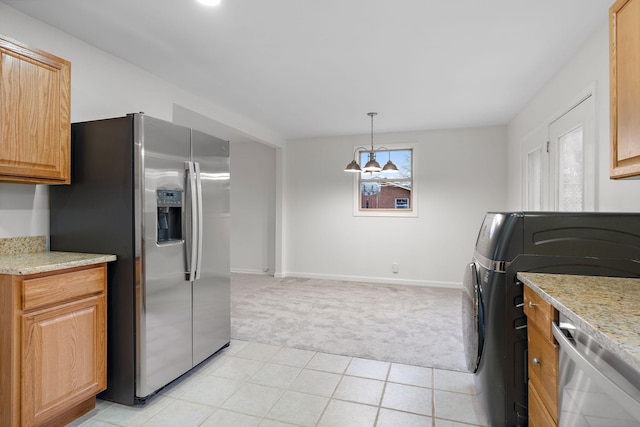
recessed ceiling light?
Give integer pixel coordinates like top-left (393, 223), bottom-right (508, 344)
top-left (197, 0), bottom-right (221, 6)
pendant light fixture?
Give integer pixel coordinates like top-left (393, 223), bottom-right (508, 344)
top-left (344, 112), bottom-right (399, 173)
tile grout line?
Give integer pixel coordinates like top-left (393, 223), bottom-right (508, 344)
top-left (313, 367), bottom-right (346, 427)
top-left (259, 347), bottom-right (352, 426)
top-left (374, 360), bottom-right (393, 427)
top-left (202, 344), bottom-right (278, 425)
top-left (432, 367), bottom-right (437, 427)
top-left (246, 343), bottom-right (292, 426)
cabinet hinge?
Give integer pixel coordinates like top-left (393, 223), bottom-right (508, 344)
top-left (546, 141), bottom-right (550, 153)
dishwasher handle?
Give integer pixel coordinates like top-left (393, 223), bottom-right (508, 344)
top-left (552, 322), bottom-right (640, 421)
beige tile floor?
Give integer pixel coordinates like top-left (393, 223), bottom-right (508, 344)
top-left (69, 340), bottom-right (488, 427)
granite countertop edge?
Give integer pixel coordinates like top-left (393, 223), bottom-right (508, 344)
top-left (0, 251), bottom-right (117, 275)
top-left (517, 272), bottom-right (640, 374)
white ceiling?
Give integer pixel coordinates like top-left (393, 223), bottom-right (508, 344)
top-left (3, 0), bottom-right (612, 140)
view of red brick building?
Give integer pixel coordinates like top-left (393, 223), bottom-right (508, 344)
top-left (361, 184), bottom-right (410, 209)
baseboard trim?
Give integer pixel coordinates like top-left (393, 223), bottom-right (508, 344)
top-left (272, 271), bottom-right (461, 289)
top-left (231, 268), bottom-right (272, 276)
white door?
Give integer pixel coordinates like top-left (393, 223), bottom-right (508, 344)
top-left (548, 95), bottom-right (595, 211)
top-left (522, 126), bottom-right (548, 210)
top-left (523, 94), bottom-right (595, 212)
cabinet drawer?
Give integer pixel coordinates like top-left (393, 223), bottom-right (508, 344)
top-left (528, 322), bottom-right (558, 422)
top-left (524, 286), bottom-right (556, 340)
top-left (22, 266), bottom-right (105, 311)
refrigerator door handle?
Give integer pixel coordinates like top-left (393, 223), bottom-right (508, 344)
top-left (194, 161), bottom-right (203, 280)
top-left (186, 161), bottom-right (198, 281)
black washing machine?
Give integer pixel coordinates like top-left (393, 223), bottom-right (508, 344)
top-left (462, 211), bottom-right (640, 427)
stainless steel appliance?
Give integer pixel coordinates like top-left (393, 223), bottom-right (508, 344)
top-left (553, 314), bottom-right (640, 426)
top-left (462, 212), bottom-right (640, 426)
top-left (49, 113), bottom-right (230, 405)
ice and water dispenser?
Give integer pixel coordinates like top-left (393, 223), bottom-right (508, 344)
top-left (156, 189), bottom-right (183, 243)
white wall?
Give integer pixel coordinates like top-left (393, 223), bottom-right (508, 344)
top-left (283, 126), bottom-right (508, 287)
top-left (0, 2), bottom-right (283, 276)
top-left (228, 140), bottom-right (277, 274)
top-left (0, 184), bottom-right (48, 237)
top-left (507, 23), bottom-right (640, 211)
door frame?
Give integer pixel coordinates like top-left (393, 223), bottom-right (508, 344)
top-left (521, 84), bottom-right (597, 211)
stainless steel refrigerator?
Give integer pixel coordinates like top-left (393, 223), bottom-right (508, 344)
top-left (49, 113), bottom-right (230, 405)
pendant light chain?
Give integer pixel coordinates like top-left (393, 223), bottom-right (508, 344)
top-left (368, 112), bottom-right (377, 152)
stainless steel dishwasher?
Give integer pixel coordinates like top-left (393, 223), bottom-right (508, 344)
top-left (552, 314), bottom-right (640, 427)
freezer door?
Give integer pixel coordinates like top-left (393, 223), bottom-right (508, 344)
top-left (137, 115), bottom-right (193, 398)
top-left (191, 129), bottom-right (231, 365)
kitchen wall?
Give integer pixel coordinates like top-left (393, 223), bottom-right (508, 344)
top-left (228, 139), bottom-right (277, 274)
top-left (0, 3), bottom-right (281, 275)
top-left (283, 126), bottom-right (508, 287)
top-left (507, 23), bottom-right (640, 211)
top-left (0, 184), bottom-right (48, 237)
top-left (5, 3), bottom-right (628, 287)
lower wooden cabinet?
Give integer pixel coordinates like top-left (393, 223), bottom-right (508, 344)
top-left (524, 285), bottom-right (559, 426)
top-left (0, 264), bottom-right (107, 427)
top-left (528, 382), bottom-right (557, 427)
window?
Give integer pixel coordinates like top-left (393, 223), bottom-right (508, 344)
top-left (354, 148), bottom-right (415, 217)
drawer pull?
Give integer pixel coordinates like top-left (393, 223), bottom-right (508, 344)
top-left (528, 301), bottom-right (537, 308)
top-left (532, 357), bottom-right (541, 366)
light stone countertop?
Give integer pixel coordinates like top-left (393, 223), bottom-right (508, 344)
top-left (517, 272), bottom-right (640, 374)
top-left (0, 236), bottom-right (115, 275)
top-left (0, 251), bottom-right (116, 275)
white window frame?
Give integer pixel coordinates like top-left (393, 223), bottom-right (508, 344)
top-left (352, 143), bottom-right (418, 217)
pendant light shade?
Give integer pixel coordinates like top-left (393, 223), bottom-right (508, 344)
top-left (382, 159), bottom-right (399, 172)
top-left (344, 159), bottom-right (361, 172)
top-left (363, 153), bottom-right (381, 173)
top-left (344, 112), bottom-right (398, 174)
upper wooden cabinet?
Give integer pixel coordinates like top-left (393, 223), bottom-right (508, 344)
top-left (0, 34), bottom-right (71, 184)
top-left (610, 0), bottom-right (640, 179)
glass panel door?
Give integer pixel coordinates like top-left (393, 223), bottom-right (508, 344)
top-left (549, 95), bottom-right (595, 211)
top-left (521, 125), bottom-right (549, 210)
top-left (556, 127), bottom-right (584, 211)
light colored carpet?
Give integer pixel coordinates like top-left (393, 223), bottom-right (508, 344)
top-left (230, 274), bottom-right (467, 372)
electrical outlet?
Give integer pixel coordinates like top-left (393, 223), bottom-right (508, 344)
top-left (392, 262), bottom-right (399, 274)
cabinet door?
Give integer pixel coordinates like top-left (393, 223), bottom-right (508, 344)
top-left (610, 0), bottom-right (640, 178)
top-left (528, 382), bottom-right (557, 427)
top-left (21, 295), bottom-right (106, 426)
top-left (528, 322), bottom-right (558, 423)
top-left (0, 35), bottom-right (71, 184)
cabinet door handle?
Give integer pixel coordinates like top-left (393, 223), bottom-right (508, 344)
top-left (532, 357), bottom-right (541, 366)
top-left (528, 301), bottom-right (537, 308)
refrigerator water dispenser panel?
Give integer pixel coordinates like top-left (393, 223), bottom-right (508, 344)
top-left (157, 189), bottom-right (183, 243)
